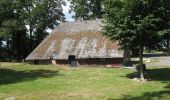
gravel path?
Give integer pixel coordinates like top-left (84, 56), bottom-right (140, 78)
top-left (146, 56), bottom-right (170, 67)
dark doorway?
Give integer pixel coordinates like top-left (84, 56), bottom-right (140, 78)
top-left (68, 55), bottom-right (77, 67)
top-left (34, 60), bottom-right (39, 65)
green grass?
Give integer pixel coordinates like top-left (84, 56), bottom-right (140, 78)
top-left (0, 64), bottom-right (170, 100)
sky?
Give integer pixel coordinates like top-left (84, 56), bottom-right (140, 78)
top-left (62, 1), bottom-right (75, 22)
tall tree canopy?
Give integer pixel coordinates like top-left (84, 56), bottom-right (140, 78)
top-left (16, 0), bottom-right (65, 49)
top-left (69, 0), bottom-right (105, 20)
top-left (102, 0), bottom-right (170, 80)
top-left (0, 0), bottom-right (65, 61)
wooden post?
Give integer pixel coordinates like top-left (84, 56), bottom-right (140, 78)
top-left (22, 59), bottom-right (25, 64)
top-left (12, 60), bottom-right (14, 66)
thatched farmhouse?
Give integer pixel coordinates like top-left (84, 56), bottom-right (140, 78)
top-left (26, 20), bottom-right (124, 67)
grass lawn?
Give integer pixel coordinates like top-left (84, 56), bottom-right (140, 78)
top-left (0, 64), bottom-right (170, 100)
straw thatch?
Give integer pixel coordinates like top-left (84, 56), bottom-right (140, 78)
top-left (26, 20), bottom-right (123, 60)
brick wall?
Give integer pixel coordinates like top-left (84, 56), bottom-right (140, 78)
top-left (26, 58), bottom-right (123, 67)
top-left (26, 60), bottom-right (51, 65)
top-left (53, 58), bottom-right (123, 67)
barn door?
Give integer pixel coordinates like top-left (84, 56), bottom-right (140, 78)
top-left (68, 55), bottom-right (77, 67)
top-left (34, 60), bottom-right (39, 65)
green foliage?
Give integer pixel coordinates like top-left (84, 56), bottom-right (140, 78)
top-left (0, 0), bottom-right (15, 37)
top-left (18, 0), bottom-right (65, 30)
top-left (103, 0), bottom-right (164, 48)
top-left (102, 0), bottom-right (170, 79)
top-left (16, 0), bottom-right (66, 47)
top-left (0, 0), bottom-right (66, 61)
top-left (69, 0), bottom-right (105, 20)
top-left (103, 0), bottom-right (170, 51)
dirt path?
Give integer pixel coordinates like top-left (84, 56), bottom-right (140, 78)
top-left (146, 56), bottom-right (170, 67)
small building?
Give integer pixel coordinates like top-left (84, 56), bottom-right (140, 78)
top-left (25, 20), bottom-right (124, 67)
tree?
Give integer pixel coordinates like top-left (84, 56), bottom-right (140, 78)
top-left (33, 0), bottom-right (65, 46)
top-left (157, 0), bottom-right (170, 55)
top-left (69, 0), bottom-right (105, 20)
top-left (0, 0), bottom-right (23, 60)
top-left (17, 0), bottom-right (65, 49)
top-left (102, 0), bottom-right (169, 80)
top-left (159, 29), bottom-right (170, 55)
top-left (0, 0), bottom-right (66, 61)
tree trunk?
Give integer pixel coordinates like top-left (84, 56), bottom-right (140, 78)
top-left (6, 38), bottom-right (10, 60)
top-left (12, 32), bottom-right (15, 61)
top-left (139, 43), bottom-right (145, 80)
top-left (30, 26), bottom-right (33, 51)
top-left (167, 37), bottom-right (170, 56)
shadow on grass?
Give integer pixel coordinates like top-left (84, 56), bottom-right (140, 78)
top-left (108, 68), bottom-right (170, 100)
top-left (146, 68), bottom-right (170, 81)
top-left (0, 68), bottom-right (62, 85)
top-left (127, 68), bottom-right (170, 81)
top-left (108, 89), bottom-right (170, 100)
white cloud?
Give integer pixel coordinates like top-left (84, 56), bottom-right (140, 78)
top-left (62, 1), bottom-right (75, 22)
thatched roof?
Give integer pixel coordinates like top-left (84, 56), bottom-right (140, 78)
top-left (26, 20), bottom-right (124, 60)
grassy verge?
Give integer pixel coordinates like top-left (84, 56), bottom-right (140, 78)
top-left (0, 64), bottom-right (169, 100)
